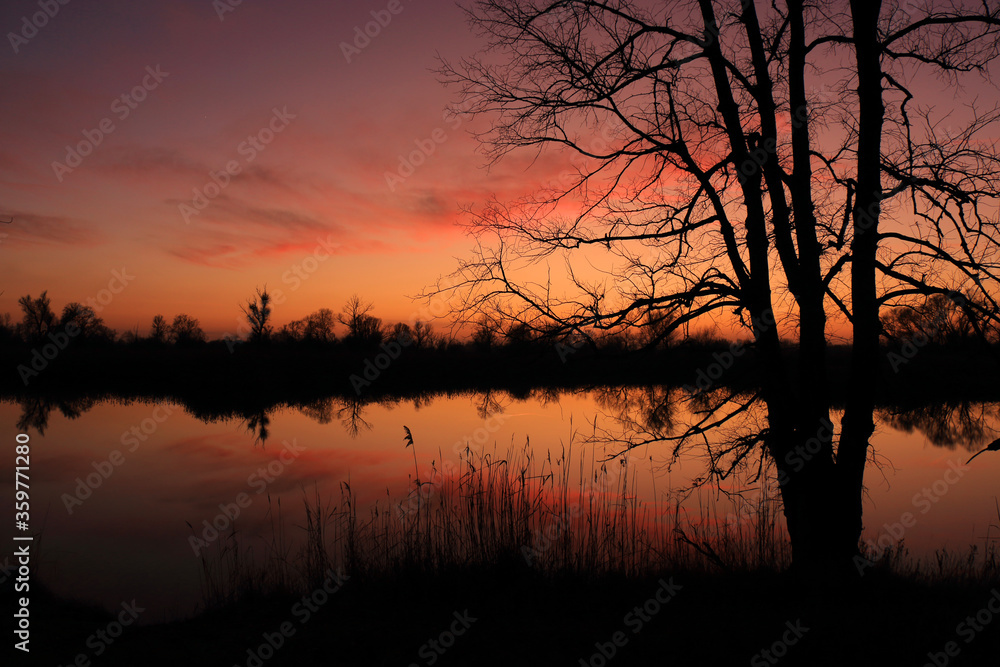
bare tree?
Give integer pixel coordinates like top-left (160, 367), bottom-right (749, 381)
top-left (390, 321), bottom-right (414, 343)
top-left (339, 294), bottom-right (384, 345)
top-left (0, 312), bottom-right (15, 344)
top-left (169, 314), bottom-right (206, 345)
top-left (304, 308), bottom-right (337, 343)
top-left (17, 291), bottom-right (55, 343)
top-left (411, 320), bottom-right (435, 349)
top-left (434, 0), bottom-right (1000, 571)
top-left (881, 291), bottom-right (998, 346)
top-left (240, 286), bottom-right (273, 343)
top-left (59, 303), bottom-right (114, 343)
top-left (150, 315), bottom-right (168, 343)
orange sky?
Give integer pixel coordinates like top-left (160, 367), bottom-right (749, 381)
top-left (1, 1), bottom-right (995, 343)
top-left (0, 0), bottom-right (558, 337)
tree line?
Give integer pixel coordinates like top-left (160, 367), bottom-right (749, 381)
top-left (1, 286), bottom-right (995, 353)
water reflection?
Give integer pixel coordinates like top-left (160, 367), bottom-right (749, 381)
top-left (878, 402), bottom-right (1000, 451)
top-left (15, 395), bottom-right (96, 434)
top-left (1, 390), bottom-right (998, 622)
top-left (11, 391), bottom-right (1000, 455)
top-left (241, 409), bottom-right (270, 445)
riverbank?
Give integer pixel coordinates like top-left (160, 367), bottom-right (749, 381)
top-left (2, 340), bottom-right (998, 415)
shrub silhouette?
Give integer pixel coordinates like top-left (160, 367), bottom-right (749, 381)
top-left (169, 314), bottom-right (206, 345)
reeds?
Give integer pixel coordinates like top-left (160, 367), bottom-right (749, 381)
top-left (192, 433), bottom-right (796, 607)
top-left (191, 436), bottom-right (999, 609)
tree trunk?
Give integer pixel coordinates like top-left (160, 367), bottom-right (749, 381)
top-left (837, 0), bottom-right (885, 564)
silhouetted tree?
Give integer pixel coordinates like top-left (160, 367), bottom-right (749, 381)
top-left (279, 318), bottom-right (306, 342)
top-left (411, 320), bottom-right (435, 349)
top-left (150, 315), bottom-right (168, 343)
top-left (16, 396), bottom-right (96, 435)
top-left (882, 292), bottom-right (990, 345)
top-left (435, 0), bottom-right (1000, 572)
top-left (303, 308), bottom-right (337, 343)
top-left (390, 321), bottom-right (413, 343)
top-left (0, 312), bottom-right (15, 345)
top-left (504, 321), bottom-right (534, 347)
top-left (240, 286), bottom-right (273, 343)
top-left (471, 314), bottom-right (500, 350)
top-left (169, 314), bottom-right (206, 345)
top-left (118, 324), bottom-right (142, 345)
top-left (879, 402), bottom-right (999, 452)
top-left (17, 291), bottom-right (55, 343)
top-left (59, 302), bottom-right (114, 343)
top-left (339, 295), bottom-right (383, 345)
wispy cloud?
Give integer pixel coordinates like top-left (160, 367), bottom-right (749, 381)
top-left (1, 211), bottom-right (106, 247)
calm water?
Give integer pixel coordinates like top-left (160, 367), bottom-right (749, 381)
top-left (2, 390), bottom-right (998, 622)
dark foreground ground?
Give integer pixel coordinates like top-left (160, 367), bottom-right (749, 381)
top-left (10, 566), bottom-right (1000, 667)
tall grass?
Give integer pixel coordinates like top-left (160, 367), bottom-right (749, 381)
top-left (192, 433), bottom-right (797, 608)
top-left (191, 435), bottom-right (999, 609)
top-left (854, 498), bottom-right (1000, 586)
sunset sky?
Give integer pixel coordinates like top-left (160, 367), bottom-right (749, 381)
top-left (0, 0), bottom-right (557, 337)
top-left (3, 1), bottom-right (997, 342)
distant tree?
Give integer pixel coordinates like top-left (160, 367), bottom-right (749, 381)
top-left (279, 318), bottom-right (306, 342)
top-left (339, 295), bottom-right (383, 345)
top-left (118, 324), bottom-right (142, 345)
top-left (17, 291), bottom-right (55, 343)
top-left (303, 308), bottom-right (337, 343)
top-left (638, 310), bottom-right (676, 350)
top-left (412, 320), bottom-right (434, 349)
top-left (882, 293), bottom-right (987, 346)
top-left (389, 321), bottom-right (413, 344)
top-left (169, 314), bottom-right (205, 345)
top-left (240, 286), bottom-right (273, 343)
top-left (471, 315), bottom-right (500, 350)
top-left (59, 302), bottom-right (114, 343)
top-left (504, 321), bottom-right (534, 347)
top-left (0, 312), bottom-right (15, 345)
top-left (150, 315), bottom-right (168, 343)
